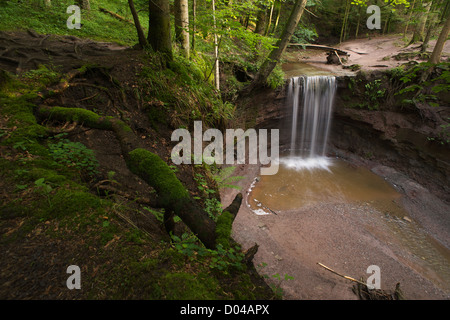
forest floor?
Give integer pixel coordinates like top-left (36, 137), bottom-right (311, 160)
top-left (0, 30), bottom-right (274, 300)
top-left (283, 33), bottom-right (450, 77)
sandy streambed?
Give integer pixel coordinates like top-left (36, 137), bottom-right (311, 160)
top-left (221, 159), bottom-right (450, 300)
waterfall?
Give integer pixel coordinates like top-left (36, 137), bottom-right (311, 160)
top-left (287, 75), bottom-right (336, 158)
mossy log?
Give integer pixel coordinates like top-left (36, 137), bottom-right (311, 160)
top-left (216, 193), bottom-right (242, 249)
top-left (36, 105), bottom-right (241, 249)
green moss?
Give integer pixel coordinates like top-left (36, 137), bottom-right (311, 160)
top-left (158, 247), bottom-right (188, 268)
top-left (27, 168), bottom-right (66, 184)
top-left (43, 188), bottom-right (102, 219)
top-left (161, 272), bottom-right (221, 299)
top-left (215, 211), bottom-right (234, 249)
top-left (100, 220), bottom-right (119, 245)
top-left (114, 119), bottom-right (133, 132)
top-left (0, 95), bottom-right (49, 156)
top-left (127, 148), bottom-right (190, 210)
top-left (41, 106), bottom-right (113, 130)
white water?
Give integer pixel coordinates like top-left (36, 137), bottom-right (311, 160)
top-left (286, 76), bottom-right (337, 170)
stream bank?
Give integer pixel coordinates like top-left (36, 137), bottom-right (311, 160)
top-left (228, 38), bottom-right (450, 299)
top-left (221, 158), bottom-right (450, 299)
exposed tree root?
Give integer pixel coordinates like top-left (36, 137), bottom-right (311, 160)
top-left (243, 243), bottom-right (259, 265)
top-left (35, 104), bottom-right (242, 249)
top-left (94, 183), bottom-right (160, 207)
top-left (353, 280), bottom-right (404, 300)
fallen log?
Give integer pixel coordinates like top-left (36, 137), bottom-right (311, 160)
top-left (99, 7), bottom-right (133, 24)
top-left (288, 43), bottom-right (349, 56)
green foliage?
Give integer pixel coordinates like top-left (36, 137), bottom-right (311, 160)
top-left (266, 64), bottom-right (286, 89)
top-left (193, 172), bottom-right (216, 197)
top-left (291, 24), bottom-right (319, 44)
top-left (160, 271), bottom-right (221, 300)
top-left (143, 206), bottom-right (165, 223)
top-left (210, 165), bottom-right (244, 191)
top-left (204, 198), bottom-right (223, 221)
top-left (41, 187), bottom-right (102, 220)
top-left (171, 232), bottom-right (245, 274)
top-left (395, 62), bottom-right (450, 107)
top-left (0, 59), bottom-right (272, 301)
top-left (428, 118), bottom-right (450, 145)
top-left (0, 0), bottom-right (146, 46)
top-left (351, 0), bottom-right (410, 7)
top-left (349, 78), bottom-right (386, 110)
top-left (22, 65), bottom-right (60, 87)
top-left (209, 244), bottom-right (245, 272)
top-left (192, 169), bottom-right (224, 220)
top-left (139, 52), bottom-right (235, 128)
top-left (48, 135), bottom-right (100, 178)
top-left (257, 262), bottom-right (294, 299)
top-left (34, 177), bottom-right (53, 194)
top-left (363, 79), bottom-right (386, 110)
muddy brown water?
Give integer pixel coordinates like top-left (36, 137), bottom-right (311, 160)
top-left (247, 157), bottom-right (400, 212)
top-left (246, 157), bottom-right (450, 293)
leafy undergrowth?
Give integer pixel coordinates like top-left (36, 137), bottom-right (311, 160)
top-left (0, 50), bottom-right (274, 300)
top-left (0, 0), bottom-right (144, 46)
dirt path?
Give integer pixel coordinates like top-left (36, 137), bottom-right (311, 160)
top-left (283, 34), bottom-right (450, 77)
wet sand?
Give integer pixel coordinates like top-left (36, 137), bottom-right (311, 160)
top-left (221, 160), bottom-right (450, 300)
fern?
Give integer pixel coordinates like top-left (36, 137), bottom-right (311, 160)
top-left (211, 166), bottom-right (244, 190)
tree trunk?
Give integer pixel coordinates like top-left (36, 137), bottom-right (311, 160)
top-left (340, 0), bottom-right (351, 43)
top-left (419, 1), bottom-right (433, 36)
top-left (355, 5), bottom-right (362, 38)
top-left (192, 0), bottom-right (196, 51)
top-left (212, 0), bottom-right (220, 91)
top-left (441, 0), bottom-right (449, 22)
top-left (265, 2), bottom-right (275, 36)
top-left (254, 5), bottom-right (267, 35)
top-left (148, 0), bottom-right (173, 61)
top-left (128, 0), bottom-right (147, 47)
top-left (272, 1), bottom-right (282, 35)
top-left (421, 22), bottom-right (434, 52)
top-left (174, 0), bottom-right (190, 59)
top-left (429, 12), bottom-right (450, 63)
top-left (77, 0), bottom-right (90, 10)
top-left (248, 0), bottom-right (308, 90)
top-left (383, 10), bottom-right (392, 35)
top-left (410, 1), bottom-right (432, 43)
top-left (404, 0), bottom-right (417, 37)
